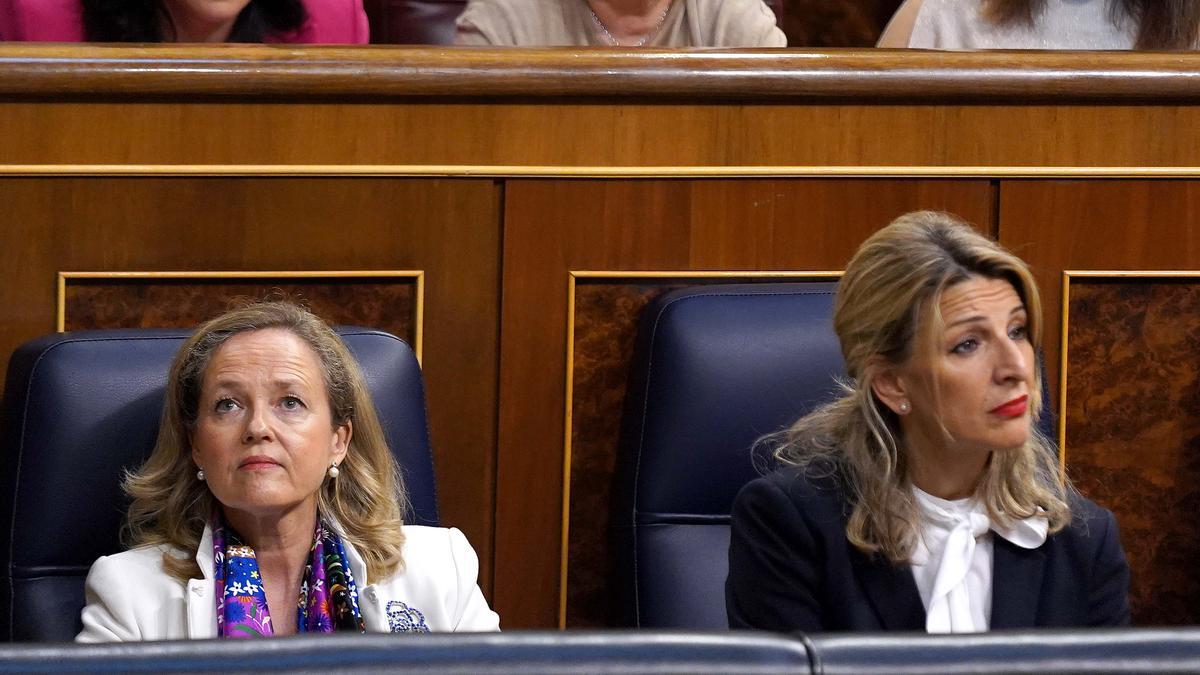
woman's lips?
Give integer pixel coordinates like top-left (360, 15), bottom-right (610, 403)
top-left (238, 456), bottom-right (280, 470)
top-left (990, 395), bottom-right (1028, 418)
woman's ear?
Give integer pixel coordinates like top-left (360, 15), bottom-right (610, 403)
top-left (332, 420), bottom-right (352, 464)
top-left (869, 358), bottom-right (912, 416)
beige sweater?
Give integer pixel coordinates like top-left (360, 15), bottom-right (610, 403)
top-left (455, 0), bottom-right (786, 47)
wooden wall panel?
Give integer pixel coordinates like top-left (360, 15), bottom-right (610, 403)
top-left (3, 103), bottom-right (1199, 169)
top-left (0, 177), bottom-right (501, 594)
top-left (63, 277), bottom-right (417, 347)
top-left (496, 178), bottom-right (995, 628)
top-left (1000, 183), bottom-right (1200, 628)
top-left (1063, 277), bottom-right (1200, 625)
top-left (998, 181), bottom-right (1200, 401)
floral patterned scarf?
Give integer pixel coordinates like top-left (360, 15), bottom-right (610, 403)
top-left (212, 514), bottom-right (366, 637)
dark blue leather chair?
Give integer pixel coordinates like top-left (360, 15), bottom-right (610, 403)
top-left (610, 282), bottom-right (1058, 629)
top-left (0, 631), bottom-right (813, 673)
top-left (807, 628), bottom-right (1200, 674)
top-left (611, 283), bottom-right (845, 629)
top-left (0, 328), bottom-right (437, 642)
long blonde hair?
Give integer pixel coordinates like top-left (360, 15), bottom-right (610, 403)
top-left (124, 301), bottom-right (408, 582)
top-left (774, 211), bottom-right (1070, 563)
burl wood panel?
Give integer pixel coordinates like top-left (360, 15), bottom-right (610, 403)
top-left (0, 177), bottom-right (500, 595)
top-left (497, 178), bottom-right (995, 628)
top-left (64, 279), bottom-right (415, 345)
top-left (1065, 279), bottom-right (1200, 625)
top-left (568, 282), bottom-right (677, 628)
top-left (997, 180), bottom-right (1200, 404)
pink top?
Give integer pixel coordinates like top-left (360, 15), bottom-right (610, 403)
top-left (0, 0), bottom-right (369, 43)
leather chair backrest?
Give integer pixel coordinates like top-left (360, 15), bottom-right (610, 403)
top-left (612, 283), bottom-right (845, 628)
top-left (0, 328), bottom-right (437, 642)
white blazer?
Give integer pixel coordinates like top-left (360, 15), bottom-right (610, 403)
top-left (76, 525), bottom-right (500, 641)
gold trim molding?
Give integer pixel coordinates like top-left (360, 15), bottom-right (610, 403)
top-left (559, 270), bottom-right (843, 628)
top-left (57, 270), bottom-right (425, 363)
top-left (8, 165), bottom-right (1200, 178)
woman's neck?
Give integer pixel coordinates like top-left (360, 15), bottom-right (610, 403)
top-left (223, 501), bottom-right (317, 636)
top-left (905, 438), bottom-right (990, 501)
top-left (585, 0), bottom-right (673, 44)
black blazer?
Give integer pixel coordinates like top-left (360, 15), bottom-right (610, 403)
top-left (726, 465), bottom-right (1131, 632)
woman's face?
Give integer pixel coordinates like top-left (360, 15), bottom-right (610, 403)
top-left (887, 275), bottom-right (1035, 457)
top-left (191, 328), bottom-right (349, 523)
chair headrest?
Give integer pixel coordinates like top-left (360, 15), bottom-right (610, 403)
top-left (617, 282), bottom-right (845, 521)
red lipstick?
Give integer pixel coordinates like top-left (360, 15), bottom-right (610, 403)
top-left (990, 395), bottom-right (1028, 418)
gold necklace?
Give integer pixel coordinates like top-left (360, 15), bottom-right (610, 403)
top-left (585, 1), bottom-right (671, 47)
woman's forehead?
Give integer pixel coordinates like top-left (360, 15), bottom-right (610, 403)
top-left (202, 329), bottom-right (324, 387)
top-left (938, 277), bottom-right (1023, 324)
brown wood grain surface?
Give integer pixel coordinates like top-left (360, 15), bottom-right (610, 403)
top-left (4, 46), bottom-right (1200, 102)
top-left (496, 178), bottom-right (994, 627)
top-left (0, 176), bottom-right (501, 595)
top-left (63, 278), bottom-right (416, 343)
top-left (999, 181), bottom-right (1200, 626)
top-left (1063, 279), bottom-right (1200, 626)
top-left (997, 181), bottom-right (1200, 402)
top-left (2, 102), bottom-right (1196, 169)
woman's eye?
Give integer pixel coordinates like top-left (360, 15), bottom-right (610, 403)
top-left (281, 396), bottom-right (304, 411)
top-left (1009, 324), bottom-right (1029, 340)
top-left (951, 338), bottom-right (978, 355)
top-left (214, 398), bottom-right (238, 412)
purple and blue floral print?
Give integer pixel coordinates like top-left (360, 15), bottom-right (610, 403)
top-left (212, 514), bottom-right (365, 638)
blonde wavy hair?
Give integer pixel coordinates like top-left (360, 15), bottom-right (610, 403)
top-left (124, 301), bottom-right (408, 582)
top-left (774, 211), bottom-right (1070, 563)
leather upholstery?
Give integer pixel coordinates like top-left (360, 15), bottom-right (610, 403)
top-left (612, 283), bottom-right (845, 628)
top-left (806, 628), bottom-right (1200, 674)
top-left (0, 631), bottom-right (812, 672)
top-left (0, 328), bottom-right (437, 642)
top-left (0, 628), bottom-right (1193, 672)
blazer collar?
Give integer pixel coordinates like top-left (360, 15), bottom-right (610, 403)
top-left (850, 546), bottom-right (926, 630)
top-left (989, 535), bottom-right (1046, 629)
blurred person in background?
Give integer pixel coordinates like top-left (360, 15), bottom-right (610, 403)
top-left (455, 0), bottom-right (786, 47)
top-left (0, 0), bottom-right (368, 43)
top-left (879, 0), bottom-right (1200, 49)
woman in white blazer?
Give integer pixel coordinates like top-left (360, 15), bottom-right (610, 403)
top-left (76, 302), bottom-right (499, 642)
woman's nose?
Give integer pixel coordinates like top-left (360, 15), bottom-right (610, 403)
top-left (242, 406), bottom-right (273, 443)
top-left (996, 339), bottom-right (1030, 382)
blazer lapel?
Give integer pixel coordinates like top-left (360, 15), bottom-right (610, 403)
top-left (850, 548), bottom-right (926, 630)
top-left (990, 536), bottom-right (1046, 629)
top-left (187, 525), bottom-right (217, 638)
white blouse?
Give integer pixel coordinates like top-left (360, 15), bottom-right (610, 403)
top-left (910, 487), bottom-right (1048, 633)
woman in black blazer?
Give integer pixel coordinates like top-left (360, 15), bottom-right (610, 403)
top-left (726, 211), bottom-right (1130, 633)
